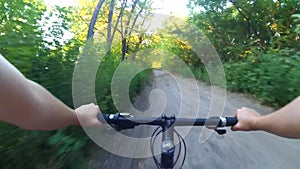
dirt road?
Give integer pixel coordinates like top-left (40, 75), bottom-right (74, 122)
top-left (92, 70), bottom-right (300, 169)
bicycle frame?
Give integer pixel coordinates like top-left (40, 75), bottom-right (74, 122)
top-left (98, 113), bottom-right (238, 169)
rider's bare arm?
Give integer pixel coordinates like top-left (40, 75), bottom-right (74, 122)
top-left (233, 96), bottom-right (300, 138)
top-left (0, 54), bottom-right (101, 130)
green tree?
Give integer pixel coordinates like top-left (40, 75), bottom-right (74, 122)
top-left (0, 1), bottom-right (91, 168)
top-left (187, 0), bottom-right (300, 106)
top-left (188, 0), bottom-right (300, 59)
top-left (0, 0), bottom-right (46, 74)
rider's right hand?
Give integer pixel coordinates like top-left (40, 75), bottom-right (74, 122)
top-left (232, 107), bottom-right (261, 131)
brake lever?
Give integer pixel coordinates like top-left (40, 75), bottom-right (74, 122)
top-left (118, 112), bottom-right (134, 118)
top-left (105, 113), bottom-right (137, 131)
top-left (205, 116), bottom-right (227, 135)
top-left (215, 128), bottom-right (226, 135)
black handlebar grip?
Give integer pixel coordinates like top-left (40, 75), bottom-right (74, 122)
top-left (226, 117), bottom-right (238, 126)
top-left (97, 114), bottom-right (109, 123)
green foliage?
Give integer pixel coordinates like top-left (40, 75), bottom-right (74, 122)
top-left (0, 124), bottom-right (92, 169)
top-left (185, 0), bottom-right (300, 106)
top-left (0, 1), bottom-right (151, 167)
top-left (0, 0), bottom-right (90, 167)
top-left (292, 13), bottom-right (300, 34)
top-left (0, 0), bottom-right (46, 74)
top-left (95, 51), bottom-right (152, 114)
top-left (129, 69), bottom-right (152, 98)
top-left (224, 49), bottom-right (300, 106)
top-left (190, 48), bottom-right (300, 107)
top-left (188, 0), bottom-right (300, 59)
top-left (0, 0), bottom-right (153, 169)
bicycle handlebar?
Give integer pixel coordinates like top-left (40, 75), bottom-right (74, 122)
top-left (226, 117), bottom-right (239, 126)
top-left (98, 113), bottom-right (238, 132)
top-left (97, 113), bottom-right (238, 169)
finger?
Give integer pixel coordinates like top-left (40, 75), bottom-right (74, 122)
top-left (231, 125), bottom-right (237, 131)
top-left (92, 120), bottom-right (102, 128)
top-left (231, 123), bottom-right (241, 131)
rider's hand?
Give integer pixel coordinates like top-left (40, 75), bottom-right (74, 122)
top-left (232, 107), bottom-right (261, 131)
top-left (75, 103), bottom-right (102, 128)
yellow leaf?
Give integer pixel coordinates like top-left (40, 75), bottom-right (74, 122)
top-left (152, 61), bottom-right (162, 68)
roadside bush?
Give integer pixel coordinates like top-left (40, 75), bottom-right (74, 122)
top-left (224, 49), bottom-right (300, 106)
top-left (0, 51), bottom-right (152, 169)
top-left (188, 48), bottom-right (300, 107)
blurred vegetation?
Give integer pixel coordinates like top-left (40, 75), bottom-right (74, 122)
top-left (188, 0), bottom-right (300, 59)
top-left (185, 0), bottom-right (300, 107)
top-left (0, 0), bottom-right (151, 168)
top-left (224, 48), bottom-right (300, 106)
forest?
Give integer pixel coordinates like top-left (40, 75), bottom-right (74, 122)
top-left (0, 0), bottom-right (299, 168)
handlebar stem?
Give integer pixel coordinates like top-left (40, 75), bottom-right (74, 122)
top-left (161, 115), bottom-right (176, 168)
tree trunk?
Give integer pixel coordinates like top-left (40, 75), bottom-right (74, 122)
top-left (107, 0), bottom-right (115, 50)
top-left (87, 0), bottom-right (105, 41)
top-left (121, 38), bottom-right (127, 61)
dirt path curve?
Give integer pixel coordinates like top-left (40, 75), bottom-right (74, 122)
top-left (92, 70), bottom-right (300, 169)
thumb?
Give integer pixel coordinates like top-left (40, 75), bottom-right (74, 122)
top-left (231, 123), bottom-right (241, 131)
top-left (92, 119), bottom-right (103, 128)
